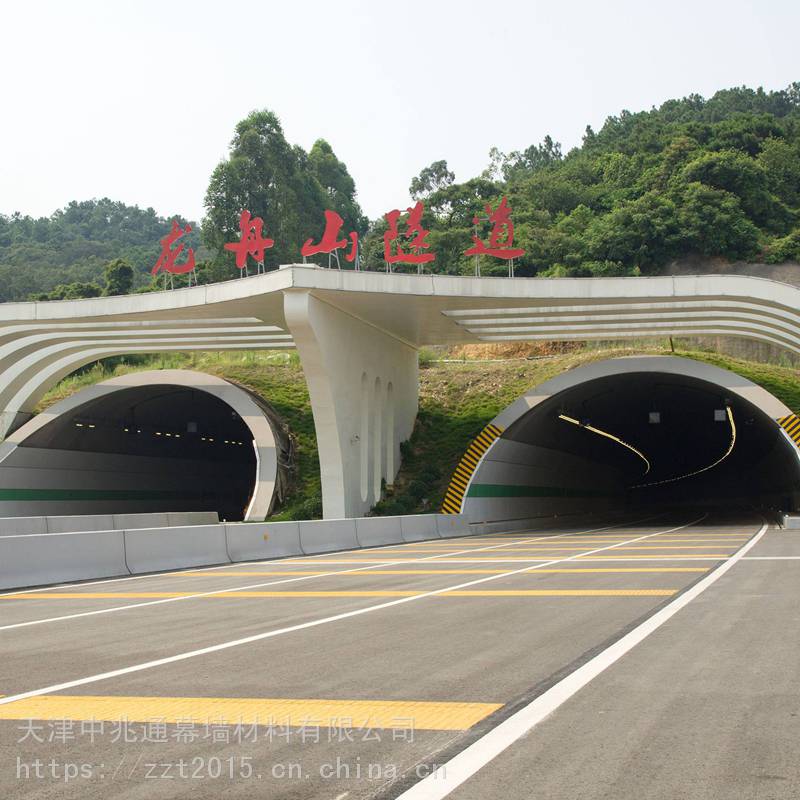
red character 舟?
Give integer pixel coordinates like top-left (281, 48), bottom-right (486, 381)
top-left (465, 196), bottom-right (525, 260)
top-left (151, 220), bottom-right (196, 275)
top-left (383, 201), bottom-right (435, 265)
top-left (301, 210), bottom-right (358, 262)
top-left (224, 210), bottom-right (275, 269)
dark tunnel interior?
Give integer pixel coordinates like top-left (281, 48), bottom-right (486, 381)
top-left (504, 372), bottom-right (800, 515)
top-left (21, 385), bottom-right (257, 520)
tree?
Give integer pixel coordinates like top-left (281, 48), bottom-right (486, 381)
top-left (308, 139), bottom-right (368, 234)
top-left (675, 182), bottom-right (760, 260)
top-left (103, 258), bottom-right (134, 296)
top-left (203, 111), bottom-right (367, 272)
top-left (409, 160), bottom-right (455, 200)
top-left (680, 149), bottom-right (792, 231)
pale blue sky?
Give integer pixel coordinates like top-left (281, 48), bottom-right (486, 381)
top-left (0, 0), bottom-right (797, 222)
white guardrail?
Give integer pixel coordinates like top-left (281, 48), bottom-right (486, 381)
top-left (0, 513), bottom-right (472, 591)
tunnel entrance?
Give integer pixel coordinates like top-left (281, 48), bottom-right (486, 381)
top-left (0, 370), bottom-right (285, 522)
top-left (454, 357), bottom-right (800, 525)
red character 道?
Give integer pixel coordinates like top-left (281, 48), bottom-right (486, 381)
top-left (383, 201), bottom-right (435, 265)
top-left (301, 210), bottom-right (358, 262)
top-left (151, 220), bottom-right (196, 275)
top-left (465, 196), bottom-right (525, 260)
top-left (224, 210), bottom-right (275, 270)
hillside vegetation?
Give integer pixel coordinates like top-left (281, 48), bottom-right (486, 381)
top-left (3, 83), bottom-right (800, 301)
top-left (37, 344), bottom-right (800, 520)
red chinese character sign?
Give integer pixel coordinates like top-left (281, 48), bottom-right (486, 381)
top-left (465, 196), bottom-right (525, 260)
top-left (301, 209), bottom-right (358, 267)
top-left (224, 210), bottom-right (274, 273)
top-left (151, 220), bottom-right (196, 282)
top-left (384, 201), bottom-right (435, 270)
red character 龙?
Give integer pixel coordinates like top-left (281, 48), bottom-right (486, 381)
top-left (301, 210), bottom-right (358, 263)
top-left (383, 201), bottom-right (435, 265)
top-left (465, 196), bottom-right (525, 260)
top-left (224, 210), bottom-right (275, 270)
top-left (151, 220), bottom-right (196, 275)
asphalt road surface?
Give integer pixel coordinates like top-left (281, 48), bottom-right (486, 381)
top-left (0, 511), bottom-right (795, 799)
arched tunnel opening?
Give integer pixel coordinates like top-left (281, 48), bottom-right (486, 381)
top-left (464, 370), bottom-right (800, 524)
top-left (5, 385), bottom-right (259, 521)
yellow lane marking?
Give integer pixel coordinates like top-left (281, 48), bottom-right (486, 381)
top-left (579, 554), bottom-right (730, 559)
top-left (1, 589), bottom-right (677, 599)
top-left (603, 545), bottom-right (741, 550)
top-left (176, 567), bottom-right (708, 577)
top-left (0, 696), bottom-right (501, 731)
top-left (444, 589), bottom-right (676, 596)
top-left (517, 544), bottom-right (740, 551)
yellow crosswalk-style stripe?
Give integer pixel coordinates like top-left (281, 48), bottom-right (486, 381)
top-left (441, 423), bottom-right (503, 514)
top-left (0, 695), bottom-right (501, 730)
top-left (176, 567), bottom-right (707, 576)
top-left (1, 589), bottom-right (676, 599)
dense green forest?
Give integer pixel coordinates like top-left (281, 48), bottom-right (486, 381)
top-left (359, 82), bottom-right (800, 276)
top-left (1, 82), bottom-right (799, 301)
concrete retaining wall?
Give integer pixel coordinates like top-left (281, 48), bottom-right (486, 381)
top-left (124, 525), bottom-right (231, 574)
top-left (299, 519), bottom-right (359, 554)
top-left (401, 514), bottom-right (441, 542)
top-left (355, 516), bottom-right (404, 547)
top-left (436, 514), bottom-right (471, 538)
top-left (0, 530), bottom-right (128, 590)
top-left (0, 511), bottom-right (219, 537)
top-left (225, 521), bottom-right (303, 561)
top-left (0, 513), bottom-right (474, 590)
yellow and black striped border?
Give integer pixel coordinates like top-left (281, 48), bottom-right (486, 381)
top-left (441, 423), bottom-right (504, 514)
top-left (778, 414), bottom-right (800, 447)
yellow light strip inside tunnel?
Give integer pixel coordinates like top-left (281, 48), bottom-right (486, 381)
top-left (633, 405), bottom-right (737, 489)
top-left (558, 414), bottom-right (650, 475)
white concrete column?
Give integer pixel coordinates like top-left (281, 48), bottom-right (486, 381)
top-left (283, 290), bottom-right (418, 518)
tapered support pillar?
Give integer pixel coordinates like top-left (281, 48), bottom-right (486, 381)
top-left (284, 290), bottom-right (418, 518)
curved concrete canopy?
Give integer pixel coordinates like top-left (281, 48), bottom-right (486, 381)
top-left (2, 266), bottom-right (800, 518)
top-left (443, 356), bottom-right (800, 520)
top-left (0, 370), bottom-right (278, 521)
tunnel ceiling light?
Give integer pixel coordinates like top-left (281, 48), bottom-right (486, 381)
top-left (633, 406), bottom-right (737, 489)
top-left (558, 414), bottom-right (650, 475)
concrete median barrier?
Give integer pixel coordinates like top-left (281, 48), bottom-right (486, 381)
top-left (400, 514), bottom-right (441, 542)
top-left (436, 514), bottom-right (471, 538)
top-left (299, 519), bottom-right (359, 555)
top-left (0, 529), bottom-right (128, 590)
top-left (167, 511), bottom-right (220, 526)
top-left (0, 516), bottom-right (48, 537)
top-left (124, 525), bottom-right (231, 574)
top-left (45, 514), bottom-right (115, 533)
top-left (355, 516), bottom-right (404, 547)
top-left (225, 521), bottom-right (303, 561)
top-left (112, 513), bottom-right (170, 530)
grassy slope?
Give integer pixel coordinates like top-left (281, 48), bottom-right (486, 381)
top-left (37, 346), bottom-right (800, 519)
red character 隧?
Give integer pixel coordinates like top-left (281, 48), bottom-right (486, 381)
top-left (301, 210), bottom-right (358, 262)
top-left (383, 201), bottom-right (435, 265)
top-left (224, 210), bottom-right (275, 269)
top-left (151, 220), bottom-right (196, 275)
top-left (465, 196), bottom-right (525, 260)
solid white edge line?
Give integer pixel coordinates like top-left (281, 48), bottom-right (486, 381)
top-left (394, 520), bottom-right (769, 800)
top-left (0, 519), bottom-right (654, 631)
top-left (0, 516), bottom-right (703, 704)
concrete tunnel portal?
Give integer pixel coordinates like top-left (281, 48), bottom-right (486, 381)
top-left (0, 370), bottom-right (288, 522)
top-left (450, 357), bottom-right (800, 525)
